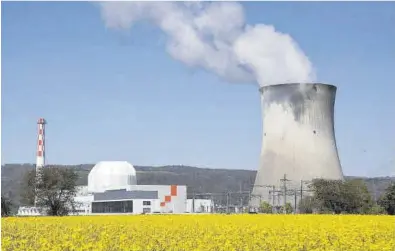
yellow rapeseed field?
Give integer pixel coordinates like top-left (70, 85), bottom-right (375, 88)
top-left (2, 214), bottom-right (394, 251)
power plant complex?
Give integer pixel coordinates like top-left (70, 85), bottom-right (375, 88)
top-left (17, 119), bottom-right (212, 216)
top-left (17, 83), bottom-right (344, 215)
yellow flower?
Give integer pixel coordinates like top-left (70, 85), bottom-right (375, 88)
top-left (2, 214), bottom-right (394, 251)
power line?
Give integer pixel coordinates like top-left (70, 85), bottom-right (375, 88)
top-left (280, 174), bottom-right (291, 214)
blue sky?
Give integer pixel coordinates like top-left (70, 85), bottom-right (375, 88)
top-left (2, 2), bottom-right (394, 177)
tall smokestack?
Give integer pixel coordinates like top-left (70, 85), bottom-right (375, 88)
top-left (36, 118), bottom-right (46, 172)
top-left (251, 83), bottom-right (344, 208)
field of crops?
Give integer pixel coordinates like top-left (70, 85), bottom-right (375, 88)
top-left (2, 214), bottom-right (394, 251)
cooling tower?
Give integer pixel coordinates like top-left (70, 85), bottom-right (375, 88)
top-left (251, 83), bottom-right (344, 208)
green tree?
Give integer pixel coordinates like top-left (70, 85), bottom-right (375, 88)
top-left (367, 204), bottom-right (387, 215)
top-left (341, 179), bottom-right (374, 214)
top-left (310, 178), bottom-right (374, 214)
top-left (259, 201), bottom-right (273, 213)
top-left (311, 179), bottom-right (344, 214)
top-left (299, 196), bottom-right (316, 214)
top-left (285, 202), bottom-right (293, 214)
top-left (22, 166), bottom-right (79, 216)
top-left (378, 183), bottom-right (395, 215)
top-left (1, 196), bottom-right (13, 217)
top-left (283, 202), bottom-right (293, 214)
top-left (278, 202), bottom-right (293, 214)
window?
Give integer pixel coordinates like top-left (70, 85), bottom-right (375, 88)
top-left (143, 201), bottom-right (151, 206)
top-left (92, 200), bottom-right (133, 213)
top-left (143, 208), bottom-right (151, 214)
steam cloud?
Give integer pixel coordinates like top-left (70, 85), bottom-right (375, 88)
top-left (99, 2), bottom-right (316, 87)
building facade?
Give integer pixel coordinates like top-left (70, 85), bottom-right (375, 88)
top-left (73, 184), bottom-right (187, 215)
top-left (73, 161), bottom-right (188, 215)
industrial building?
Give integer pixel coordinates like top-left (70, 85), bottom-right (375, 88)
top-left (17, 118), bottom-right (212, 216)
top-left (74, 161), bottom-right (187, 214)
top-left (251, 83), bottom-right (344, 208)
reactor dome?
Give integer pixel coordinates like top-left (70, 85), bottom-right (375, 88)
top-left (88, 161), bottom-right (137, 193)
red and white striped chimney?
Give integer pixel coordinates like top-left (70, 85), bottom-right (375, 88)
top-left (36, 118), bottom-right (46, 172)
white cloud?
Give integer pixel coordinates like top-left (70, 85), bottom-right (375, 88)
top-left (99, 2), bottom-right (315, 87)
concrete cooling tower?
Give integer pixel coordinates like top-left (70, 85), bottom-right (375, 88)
top-left (251, 83), bottom-right (344, 208)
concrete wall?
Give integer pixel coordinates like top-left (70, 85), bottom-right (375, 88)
top-left (128, 185), bottom-right (187, 213)
top-left (252, 83), bottom-right (344, 207)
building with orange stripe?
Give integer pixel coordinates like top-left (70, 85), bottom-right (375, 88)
top-left (70, 161), bottom-right (188, 215)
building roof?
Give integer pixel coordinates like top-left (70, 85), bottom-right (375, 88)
top-left (88, 161), bottom-right (137, 193)
top-left (93, 189), bottom-right (158, 201)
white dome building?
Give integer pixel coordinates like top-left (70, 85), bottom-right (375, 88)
top-left (88, 161), bottom-right (137, 193)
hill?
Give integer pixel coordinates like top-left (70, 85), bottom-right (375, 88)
top-left (2, 163), bottom-right (394, 208)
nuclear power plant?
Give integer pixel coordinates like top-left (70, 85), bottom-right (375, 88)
top-left (251, 83), bottom-right (344, 207)
top-left (17, 83), bottom-right (346, 215)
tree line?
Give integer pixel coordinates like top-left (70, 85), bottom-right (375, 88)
top-left (259, 178), bottom-right (395, 215)
top-left (2, 167), bottom-right (395, 216)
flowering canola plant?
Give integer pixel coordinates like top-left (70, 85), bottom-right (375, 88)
top-left (2, 215), bottom-right (394, 251)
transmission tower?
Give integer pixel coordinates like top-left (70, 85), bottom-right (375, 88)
top-left (280, 174), bottom-right (291, 214)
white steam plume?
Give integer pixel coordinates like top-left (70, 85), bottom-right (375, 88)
top-left (99, 2), bottom-right (316, 87)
